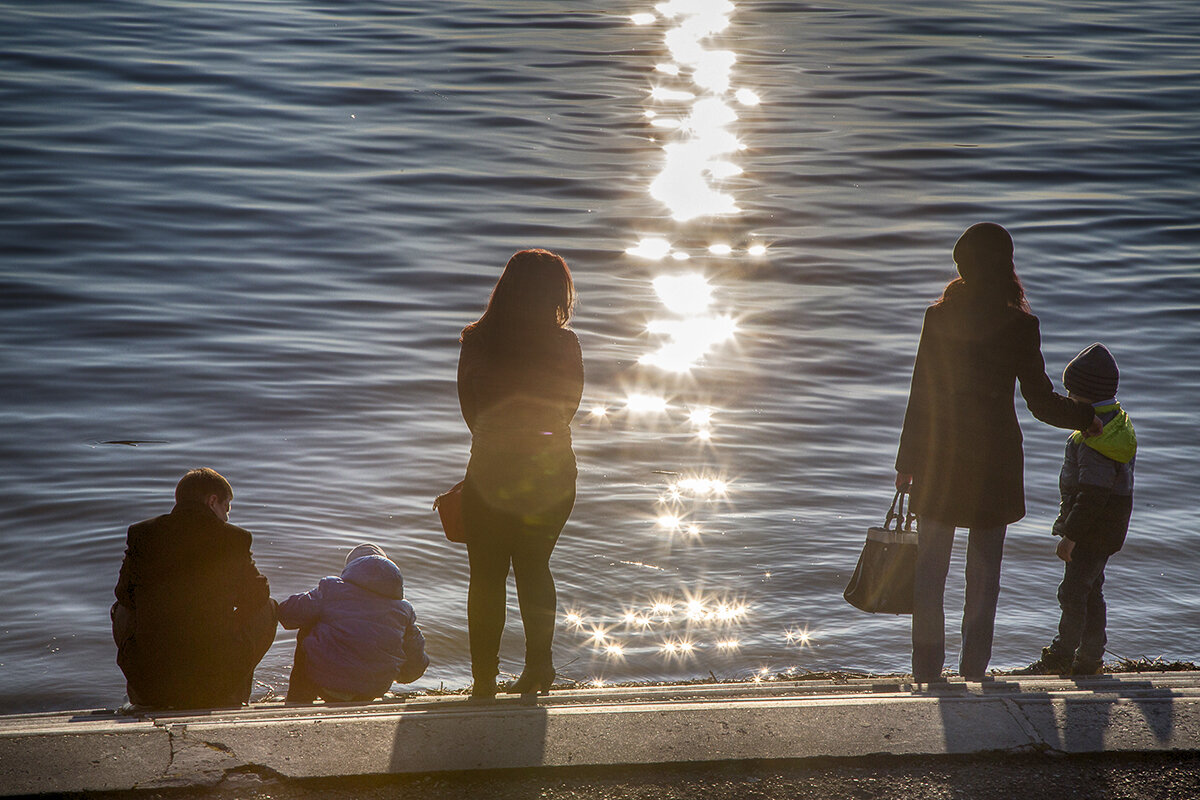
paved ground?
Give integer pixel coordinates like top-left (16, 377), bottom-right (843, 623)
top-left (5, 672), bottom-right (1199, 798)
top-left (73, 752), bottom-right (1200, 800)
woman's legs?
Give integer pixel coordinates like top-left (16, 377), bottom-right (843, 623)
top-left (465, 478), bottom-right (574, 691)
top-left (464, 485), bottom-right (512, 689)
top-left (960, 525), bottom-right (1007, 678)
top-left (511, 530), bottom-right (562, 676)
top-left (912, 518), bottom-right (955, 681)
top-left (511, 491), bottom-right (573, 683)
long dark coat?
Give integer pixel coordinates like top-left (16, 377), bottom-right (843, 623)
top-left (112, 501), bottom-right (273, 707)
top-left (896, 300), bottom-right (1093, 528)
top-left (457, 326), bottom-right (583, 521)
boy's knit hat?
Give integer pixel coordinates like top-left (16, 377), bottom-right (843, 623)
top-left (345, 542), bottom-right (387, 567)
top-left (1063, 343), bottom-right (1119, 400)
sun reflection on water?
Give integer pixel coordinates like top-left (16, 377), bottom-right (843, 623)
top-left (564, 586), bottom-right (762, 679)
top-left (625, 392), bottom-right (670, 414)
top-left (578, 2), bottom-right (783, 689)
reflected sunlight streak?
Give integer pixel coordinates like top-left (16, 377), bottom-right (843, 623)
top-left (652, 273), bottom-right (713, 314)
top-left (626, 237), bottom-right (673, 260)
top-left (626, 392), bottom-right (670, 413)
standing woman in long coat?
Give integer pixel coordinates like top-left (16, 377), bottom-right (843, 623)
top-left (457, 249), bottom-right (583, 700)
top-left (896, 223), bottom-right (1099, 682)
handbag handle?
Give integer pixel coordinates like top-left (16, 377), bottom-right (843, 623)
top-left (884, 484), bottom-right (916, 532)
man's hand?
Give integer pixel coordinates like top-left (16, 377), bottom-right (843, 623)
top-left (1083, 415), bottom-right (1103, 438)
top-left (1056, 536), bottom-right (1076, 563)
top-left (896, 472), bottom-right (913, 490)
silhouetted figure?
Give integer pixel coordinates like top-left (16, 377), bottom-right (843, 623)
top-left (457, 249), bottom-right (583, 700)
top-left (278, 543), bottom-right (428, 703)
top-left (112, 468), bottom-right (276, 708)
top-left (1017, 343), bottom-right (1135, 676)
top-left (895, 223), bottom-right (1101, 682)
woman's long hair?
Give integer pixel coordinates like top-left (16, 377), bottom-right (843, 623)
top-left (935, 222), bottom-right (1030, 312)
top-left (461, 249), bottom-right (576, 341)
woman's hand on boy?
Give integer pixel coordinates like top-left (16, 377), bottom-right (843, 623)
top-left (1083, 415), bottom-right (1103, 438)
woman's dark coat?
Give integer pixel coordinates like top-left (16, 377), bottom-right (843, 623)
top-left (457, 326), bottom-right (583, 519)
top-left (896, 300), bottom-right (1094, 528)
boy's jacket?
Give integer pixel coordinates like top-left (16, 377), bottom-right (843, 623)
top-left (1055, 402), bottom-right (1135, 556)
top-left (1069, 403), bottom-right (1136, 464)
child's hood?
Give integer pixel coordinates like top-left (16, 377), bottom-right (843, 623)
top-left (1070, 402), bottom-right (1136, 464)
top-left (340, 554), bottom-right (405, 600)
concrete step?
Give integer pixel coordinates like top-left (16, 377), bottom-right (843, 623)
top-left (2, 672), bottom-right (1199, 796)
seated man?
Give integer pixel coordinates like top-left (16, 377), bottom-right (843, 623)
top-left (112, 468), bottom-right (276, 708)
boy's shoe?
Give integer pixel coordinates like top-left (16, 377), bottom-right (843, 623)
top-left (1012, 647), bottom-right (1072, 676)
top-left (1070, 659), bottom-right (1104, 676)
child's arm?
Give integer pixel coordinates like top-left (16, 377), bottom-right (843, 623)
top-left (1054, 445), bottom-right (1121, 550)
top-left (1051, 440), bottom-right (1079, 539)
top-left (276, 583), bottom-right (325, 631)
top-left (395, 601), bottom-right (429, 684)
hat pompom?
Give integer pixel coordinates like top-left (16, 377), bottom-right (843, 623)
top-left (345, 542), bottom-right (387, 567)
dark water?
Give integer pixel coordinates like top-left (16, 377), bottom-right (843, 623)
top-left (1, 0), bottom-right (1197, 714)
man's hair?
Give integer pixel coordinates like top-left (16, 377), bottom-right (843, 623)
top-left (175, 467), bottom-right (233, 506)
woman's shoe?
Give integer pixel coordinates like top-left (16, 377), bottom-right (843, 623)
top-left (506, 667), bottom-right (555, 699)
top-left (469, 677), bottom-right (497, 702)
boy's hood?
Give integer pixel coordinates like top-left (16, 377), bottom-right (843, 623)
top-left (1071, 402), bottom-right (1137, 464)
top-left (340, 554), bottom-right (405, 599)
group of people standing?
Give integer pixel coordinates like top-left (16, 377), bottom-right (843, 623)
top-left (111, 231), bottom-right (1134, 709)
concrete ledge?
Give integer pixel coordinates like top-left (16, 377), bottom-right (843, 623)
top-left (3, 673), bottom-right (1200, 796)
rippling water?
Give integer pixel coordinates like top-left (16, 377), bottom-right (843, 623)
top-left (1, 0), bottom-right (1198, 713)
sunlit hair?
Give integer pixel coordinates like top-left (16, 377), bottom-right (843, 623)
top-left (935, 222), bottom-right (1029, 312)
top-left (461, 249), bottom-right (576, 340)
top-left (175, 467), bottom-right (232, 506)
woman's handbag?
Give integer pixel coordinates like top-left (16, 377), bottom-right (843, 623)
top-left (433, 480), bottom-right (467, 544)
top-left (843, 485), bottom-right (918, 614)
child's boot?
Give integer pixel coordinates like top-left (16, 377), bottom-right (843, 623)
top-left (1012, 646), bottom-right (1073, 675)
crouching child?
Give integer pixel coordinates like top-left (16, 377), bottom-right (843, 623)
top-left (278, 543), bottom-right (429, 702)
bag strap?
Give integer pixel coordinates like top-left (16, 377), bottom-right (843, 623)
top-left (885, 484), bottom-right (917, 532)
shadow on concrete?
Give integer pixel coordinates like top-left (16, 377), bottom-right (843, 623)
top-left (915, 676), bottom-right (1181, 754)
top-left (1056, 676), bottom-right (1178, 749)
top-left (389, 695), bottom-right (549, 774)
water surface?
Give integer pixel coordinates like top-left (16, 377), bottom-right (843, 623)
top-left (1, 0), bottom-right (1198, 712)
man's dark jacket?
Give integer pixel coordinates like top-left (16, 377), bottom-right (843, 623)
top-left (112, 500), bottom-right (272, 708)
top-left (896, 301), bottom-right (1094, 528)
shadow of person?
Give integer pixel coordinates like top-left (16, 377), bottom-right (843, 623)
top-left (925, 675), bottom-right (1181, 755)
top-left (388, 696), bottom-right (550, 773)
top-left (1061, 675), bottom-right (1177, 750)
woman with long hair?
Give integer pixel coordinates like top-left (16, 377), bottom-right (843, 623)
top-left (457, 249), bottom-right (583, 700)
top-left (896, 223), bottom-right (1100, 683)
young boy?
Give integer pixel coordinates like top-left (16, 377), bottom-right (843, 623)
top-left (278, 543), bottom-right (429, 702)
top-left (1022, 343), bottom-right (1136, 676)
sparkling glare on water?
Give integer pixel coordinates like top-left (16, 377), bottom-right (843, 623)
top-left (3, 0), bottom-right (1196, 713)
top-left (560, 1), bottom-right (766, 686)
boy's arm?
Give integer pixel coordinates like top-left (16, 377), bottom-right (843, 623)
top-left (1054, 447), bottom-right (1120, 546)
top-left (395, 602), bottom-right (429, 683)
top-left (276, 584), bottom-right (324, 631)
top-left (1051, 441), bottom-right (1078, 538)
